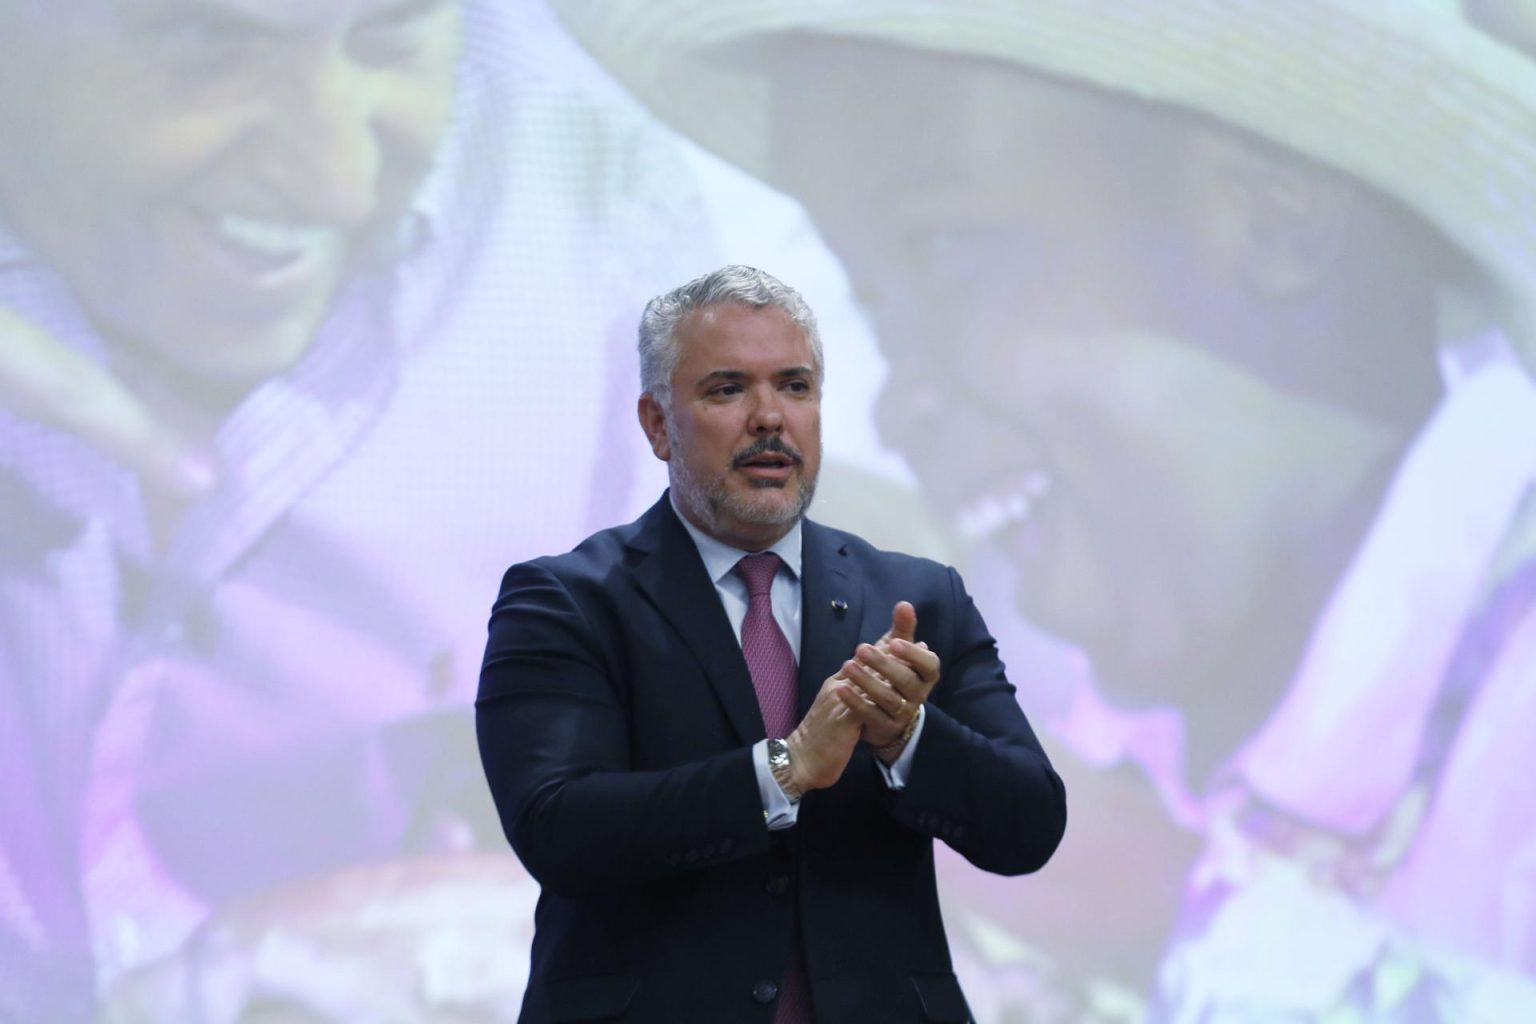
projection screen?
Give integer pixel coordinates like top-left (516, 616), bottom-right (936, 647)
top-left (2, 0), bottom-right (1534, 1020)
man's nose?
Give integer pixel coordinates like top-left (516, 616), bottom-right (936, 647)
top-left (748, 389), bottom-right (787, 434)
top-left (255, 52), bottom-right (384, 226)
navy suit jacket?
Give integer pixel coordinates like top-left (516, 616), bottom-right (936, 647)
top-left (477, 494), bottom-right (1066, 1023)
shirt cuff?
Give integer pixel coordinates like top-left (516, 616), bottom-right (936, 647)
top-left (753, 738), bottom-right (801, 830)
top-left (875, 705), bottom-right (926, 790)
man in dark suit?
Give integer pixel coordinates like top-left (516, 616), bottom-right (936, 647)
top-left (476, 265), bottom-right (1066, 1023)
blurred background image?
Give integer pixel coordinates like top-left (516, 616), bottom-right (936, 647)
top-left (2, 1), bottom-right (1535, 1021)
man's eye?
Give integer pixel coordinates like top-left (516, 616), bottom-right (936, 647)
top-left (135, 17), bottom-right (267, 78)
top-left (350, 1), bottom-right (452, 67)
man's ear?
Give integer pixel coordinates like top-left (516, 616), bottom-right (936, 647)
top-left (637, 393), bottom-right (671, 461)
top-left (1185, 131), bottom-right (1354, 300)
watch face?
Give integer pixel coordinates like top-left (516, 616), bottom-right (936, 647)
top-left (767, 738), bottom-right (790, 767)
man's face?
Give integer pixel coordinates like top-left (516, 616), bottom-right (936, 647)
top-left (0, 0), bottom-right (460, 389)
top-left (640, 302), bottom-right (823, 551)
top-left (768, 43), bottom-right (1402, 702)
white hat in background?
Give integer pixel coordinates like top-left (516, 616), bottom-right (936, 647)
top-left (550, 0), bottom-right (1536, 370)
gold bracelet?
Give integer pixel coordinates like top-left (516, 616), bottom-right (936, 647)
top-left (871, 712), bottom-right (919, 756)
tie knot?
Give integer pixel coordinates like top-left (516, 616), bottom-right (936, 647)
top-left (735, 552), bottom-right (782, 598)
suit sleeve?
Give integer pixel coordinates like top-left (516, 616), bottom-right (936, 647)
top-left (882, 565), bottom-right (1068, 875)
top-left (475, 562), bottom-right (770, 896)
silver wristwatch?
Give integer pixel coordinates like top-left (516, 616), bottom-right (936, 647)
top-left (766, 738), bottom-right (803, 803)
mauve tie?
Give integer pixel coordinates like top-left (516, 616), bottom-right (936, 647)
top-left (734, 552), bottom-right (813, 1023)
top-left (736, 553), bottom-right (799, 737)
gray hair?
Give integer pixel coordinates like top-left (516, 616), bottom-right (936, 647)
top-left (638, 265), bottom-right (823, 408)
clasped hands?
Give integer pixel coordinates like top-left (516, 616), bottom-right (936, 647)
top-left (785, 601), bottom-right (941, 794)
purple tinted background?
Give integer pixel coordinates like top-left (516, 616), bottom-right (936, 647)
top-left (0, 1), bottom-right (1533, 1020)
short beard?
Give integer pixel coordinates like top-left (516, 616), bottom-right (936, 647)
top-left (669, 431), bottom-right (817, 541)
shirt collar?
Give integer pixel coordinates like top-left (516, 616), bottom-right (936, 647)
top-left (669, 491), bottom-right (804, 586)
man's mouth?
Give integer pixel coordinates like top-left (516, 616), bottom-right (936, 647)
top-left (737, 454), bottom-right (795, 482)
top-left (191, 209), bottom-right (347, 287)
top-left (952, 469), bottom-right (1053, 545)
top-left (733, 440), bottom-right (804, 483)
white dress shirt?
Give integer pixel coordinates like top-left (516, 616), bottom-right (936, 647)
top-left (670, 497), bottom-right (924, 829)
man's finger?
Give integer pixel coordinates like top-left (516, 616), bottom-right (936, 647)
top-left (832, 683), bottom-right (894, 731)
top-left (830, 684), bottom-right (879, 733)
top-left (886, 600), bottom-right (918, 645)
top-left (851, 645), bottom-right (917, 700)
top-left (842, 657), bottom-right (905, 716)
top-left (855, 641), bottom-right (938, 704)
top-left (0, 306), bottom-right (216, 499)
top-left (887, 638), bottom-right (941, 687)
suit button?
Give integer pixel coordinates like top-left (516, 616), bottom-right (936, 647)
top-left (752, 982), bottom-right (779, 1004)
top-left (721, 838), bottom-right (735, 854)
top-left (702, 843), bottom-right (718, 859)
top-left (765, 873), bottom-right (790, 896)
top-left (667, 852), bottom-right (682, 867)
top-left (685, 849), bottom-right (699, 864)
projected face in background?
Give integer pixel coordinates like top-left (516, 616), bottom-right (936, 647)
top-left (768, 40), bottom-right (1448, 772)
top-left (0, 0), bottom-right (459, 394)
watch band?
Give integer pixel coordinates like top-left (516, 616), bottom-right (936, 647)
top-left (766, 737), bottom-right (803, 803)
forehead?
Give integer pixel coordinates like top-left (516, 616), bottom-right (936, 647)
top-left (763, 37), bottom-right (1186, 210)
top-left (673, 303), bottom-right (811, 370)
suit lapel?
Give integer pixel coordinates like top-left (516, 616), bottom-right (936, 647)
top-left (797, 520), bottom-right (866, 716)
top-left (627, 496), bottom-right (765, 744)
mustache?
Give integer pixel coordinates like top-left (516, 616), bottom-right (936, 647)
top-left (732, 435), bottom-right (805, 468)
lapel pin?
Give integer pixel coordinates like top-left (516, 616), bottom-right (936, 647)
top-left (831, 599), bottom-right (849, 618)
